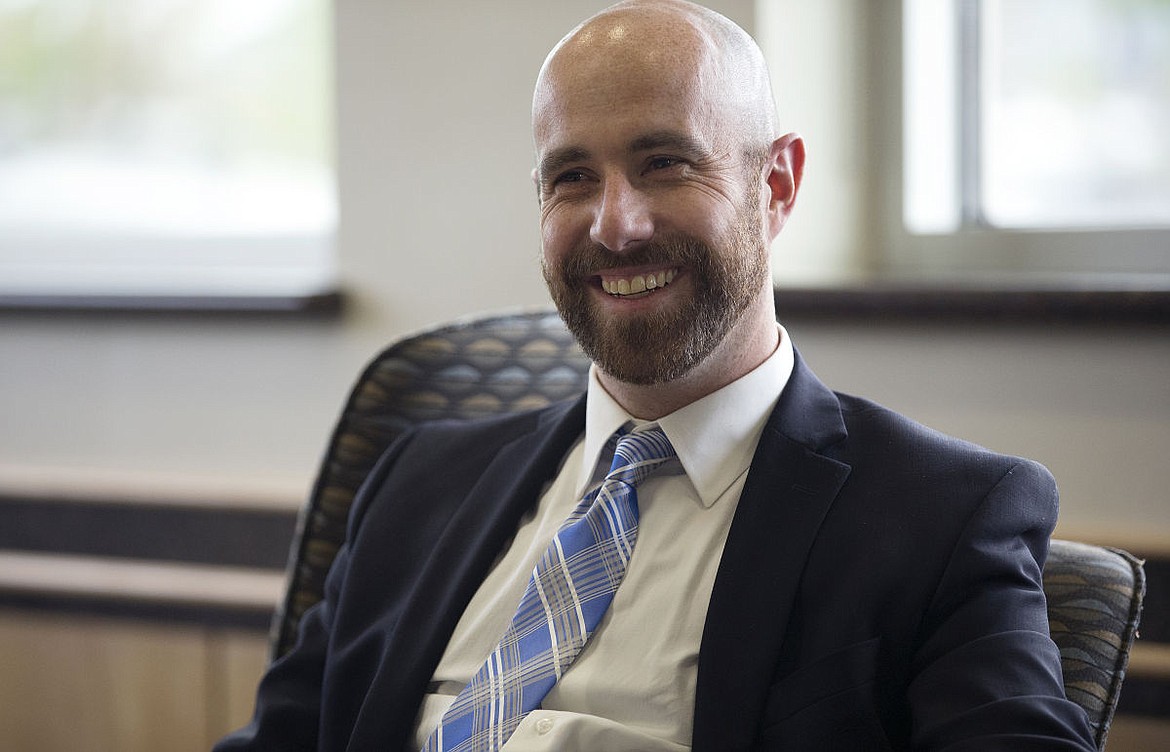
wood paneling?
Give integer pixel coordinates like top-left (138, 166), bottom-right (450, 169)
top-left (1107, 716), bottom-right (1170, 751)
top-left (206, 629), bottom-right (269, 740)
top-left (0, 611), bottom-right (267, 752)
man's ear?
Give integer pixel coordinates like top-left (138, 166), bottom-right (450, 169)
top-left (764, 133), bottom-right (805, 240)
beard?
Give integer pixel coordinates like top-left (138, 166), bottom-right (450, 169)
top-left (542, 204), bottom-right (770, 386)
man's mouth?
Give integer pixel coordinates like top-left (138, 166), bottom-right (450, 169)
top-left (599, 268), bottom-right (678, 297)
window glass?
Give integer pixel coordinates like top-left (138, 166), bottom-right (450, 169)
top-left (981, 0), bottom-right (1170, 229)
top-left (0, 0), bottom-right (335, 296)
top-left (903, 0), bottom-right (962, 234)
top-left (904, 0), bottom-right (1170, 234)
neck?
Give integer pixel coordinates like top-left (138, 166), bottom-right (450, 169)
top-left (597, 297), bottom-right (780, 421)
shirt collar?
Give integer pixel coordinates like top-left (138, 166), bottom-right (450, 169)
top-left (580, 325), bottom-right (795, 507)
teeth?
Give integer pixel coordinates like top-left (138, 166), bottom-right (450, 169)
top-left (602, 269), bottom-right (676, 296)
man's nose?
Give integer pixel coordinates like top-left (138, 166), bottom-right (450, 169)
top-left (589, 176), bottom-right (653, 252)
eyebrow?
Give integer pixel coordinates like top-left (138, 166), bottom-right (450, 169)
top-left (627, 130), bottom-right (708, 158)
top-left (538, 146), bottom-right (591, 183)
top-left (537, 130), bottom-right (710, 183)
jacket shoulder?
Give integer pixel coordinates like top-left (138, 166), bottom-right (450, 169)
top-left (831, 391), bottom-right (1052, 485)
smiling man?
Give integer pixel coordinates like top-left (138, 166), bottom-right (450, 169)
top-left (535, 2), bottom-right (794, 415)
top-left (217, 2), bottom-right (1096, 750)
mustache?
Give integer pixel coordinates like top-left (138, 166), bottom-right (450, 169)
top-left (556, 235), bottom-right (710, 280)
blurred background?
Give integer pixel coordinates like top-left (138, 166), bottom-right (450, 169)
top-left (0, 1), bottom-right (1166, 749)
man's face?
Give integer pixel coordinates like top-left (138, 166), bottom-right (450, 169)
top-left (534, 44), bottom-right (771, 385)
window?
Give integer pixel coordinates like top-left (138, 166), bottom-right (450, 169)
top-left (905, 0), bottom-right (1170, 233)
top-left (759, 0), bottom-right (1169, 284)
top-left (896, 0), bottom-right (1169, 279)
top-left (0, 0), bottom-right (335, 298)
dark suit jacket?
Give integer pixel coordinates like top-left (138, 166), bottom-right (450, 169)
top-left (217, 354), bottom-right (1095, 751)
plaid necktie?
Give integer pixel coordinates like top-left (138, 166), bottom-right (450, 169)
top-left (423, 426), bottom-right (678, 752)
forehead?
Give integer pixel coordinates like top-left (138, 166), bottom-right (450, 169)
top-left (533, 46), bottom-right (723, 161)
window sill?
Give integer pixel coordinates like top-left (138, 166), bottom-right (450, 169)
top-left (774, 278), bottom-right (1170, 324)
top-left (0, 289), bottom-right (344, 318)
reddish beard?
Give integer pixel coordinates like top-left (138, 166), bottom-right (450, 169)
top-left (542, 211), bottom-right (768, 386)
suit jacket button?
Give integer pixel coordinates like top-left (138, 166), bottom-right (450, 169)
top-left (535, 717), bottom-right (554, 735)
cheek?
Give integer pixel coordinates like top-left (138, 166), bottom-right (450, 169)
top-left (540, 204), bottom-right (586, 259)
top-left (669, 190), bottom-right (743, 238)
top-left (540, 222), bottom-right (565, 266)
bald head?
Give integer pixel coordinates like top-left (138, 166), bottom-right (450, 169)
top-left (531, 1), bottom-right (804, 408)
top-left (533, 0), bottom-right (778, 159)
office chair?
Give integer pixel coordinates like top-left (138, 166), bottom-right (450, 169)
top-left (270, 309), bottom-right (1145, 750)
top-left (1043, 539), bottom-right (1145, 748)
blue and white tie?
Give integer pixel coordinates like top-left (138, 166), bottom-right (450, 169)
top-left (423, 427), bottom-right (678, 752)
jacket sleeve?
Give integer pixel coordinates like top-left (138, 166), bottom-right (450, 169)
top-left (906, 459), bottom-right (1096, 751)
top-left (212, 430), bottom-right (417, 751)
top-left (212, 557), bottom-right (340, 751)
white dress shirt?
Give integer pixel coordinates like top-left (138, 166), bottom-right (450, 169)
top-left (411, 327), bottom-right (795, 751)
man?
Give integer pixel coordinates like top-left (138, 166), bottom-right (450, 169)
top-left (218, 1), bottom-right (1095, 749)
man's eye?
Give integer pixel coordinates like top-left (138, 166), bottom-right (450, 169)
top-left (554, 170), bottom-right (587, 185)
top-left (647, 156), bottom-right (681, 171)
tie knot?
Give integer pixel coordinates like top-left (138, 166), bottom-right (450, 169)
top-left (608, 427), bottom-right (678, 487)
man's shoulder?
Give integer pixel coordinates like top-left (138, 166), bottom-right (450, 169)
top-left (833, 389), bottom-right (1005, 455)
top-left (827, 390), bottom-right (1053, 489)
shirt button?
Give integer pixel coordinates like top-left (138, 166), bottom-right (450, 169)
top-left (535, 717), bottom-right (554, 735)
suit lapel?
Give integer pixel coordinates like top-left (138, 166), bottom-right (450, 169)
top-left (419, 395), bottom-right (588, 620)
top-left (692, 353), bottom-right (852, 752)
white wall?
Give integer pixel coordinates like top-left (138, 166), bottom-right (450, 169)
top-left (0, 0), bottom-right (1166, 551)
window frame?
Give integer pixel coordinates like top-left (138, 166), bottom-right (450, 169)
top-left (878, 0), bottom-right (1170, 284)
